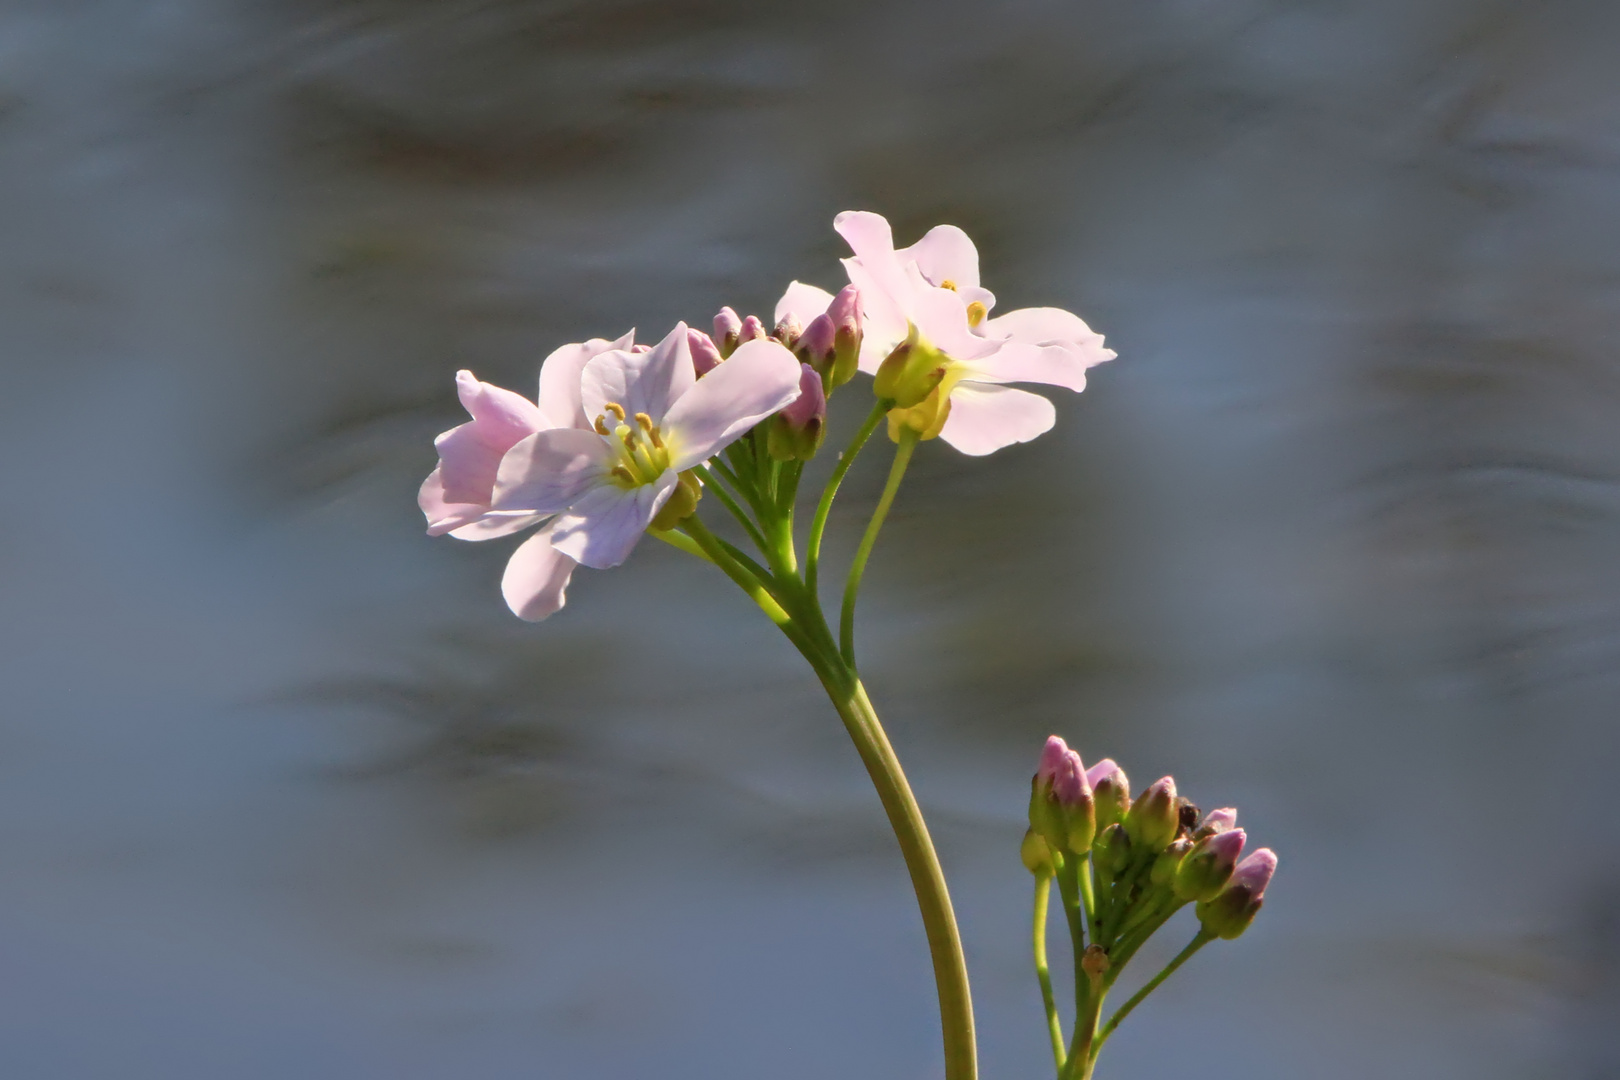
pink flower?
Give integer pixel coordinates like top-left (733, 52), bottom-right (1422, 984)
top-left (491, 323), bottom-right (802, 569)
top-left (418, 332), bottom-right (633, 622)
top-left (832, 211), bottom-right (1115, 456)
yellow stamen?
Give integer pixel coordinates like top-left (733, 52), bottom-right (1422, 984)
top-left (940, 279), bottom-right (958, 291)
top-left (610, 465), bottom-right (635, 485)
top-left (603, 402), bottom-right (626, 421)
top-left (635, 412), bottom-right (654, 432)
top-left (594, 416), bottom-right (610, 435)
top-left (966, 300), bottom-right (987, 327)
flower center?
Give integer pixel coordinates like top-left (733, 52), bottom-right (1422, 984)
top-left (594, 402), bottom-right (673, 487)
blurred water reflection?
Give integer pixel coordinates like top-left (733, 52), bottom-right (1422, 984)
top-left (3, 1), bottom-right (1619, 1077)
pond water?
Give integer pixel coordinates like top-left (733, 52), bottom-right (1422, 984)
top-left (3, 1), bottom-right (1619, 1077)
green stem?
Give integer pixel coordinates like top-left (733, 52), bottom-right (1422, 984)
top-left (694, 464), bottom-right (770, 554)
top-left (805, 401), bottom-right (886, 600)
top-left (1093, 931), bottom-right (1214, 1057)
top-left (840, 427), bottom-right (917, 665)
top-left (1033, 875), bottom-right (1066, 1076)
top-left (678, 517), bottom-right (801, 642)
top-left (649, 527), bottom-right (714, 563)
top-left (808, 670), bottom-right (976, 1080)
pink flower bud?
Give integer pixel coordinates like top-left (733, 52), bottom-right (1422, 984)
top-left (1036, 736), bottom-right (1072, 785)
top-left (1198, 807), bottom-right (1238, 835)
top-left (1173, 827), bottom-right (1246, 902)
top-left (767, 363), bottom-right (827, 462)
top-left (1087, 759), bottom-right (1131, 831)
top-left (795, 313), bottom-right (837, 376)
top-left (774, 314), bottom-right (802, 347)
top-left (828, 283), bottom-right (862, 335)
top-left (1196, 847), bottom-right (1277, 940)
top-left (688, 328), bottom-right (724, 376)
top-left (1051, 752), bottom-right (1091, 808)
top-left (1230, 848), bottom-right (1277, 900)
top-left (1124, 776), bottom-right (1179, 852)
top-left (825, 285), bottom-right (863, 389)
top-left (714, 307), bottom-right (742, 355)
top-left (739, 315), bottom-right (768, 344)
top-left (1029, 736), bottom-right (1095, 855)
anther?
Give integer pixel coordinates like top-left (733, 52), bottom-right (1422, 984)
top-left (635, 412), bottom-right (654, 432)
top-left (940, 279), bottom-right (958, 291)
top-left (966, 301), bottom-right (987, 327)
top-left (610, 465), bottom-right (635, 484)
top-left (594, 415), bottom-right (611, 436)
top-left (603, 402), bottom-right (626, 421)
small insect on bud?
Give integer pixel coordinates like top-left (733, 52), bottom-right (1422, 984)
top-left (794, 313), bottom-right (838, 386)
top-left (767, 363), bottom-right (828, 462)
top-left (1174, 827), bottom-right (1246, 902)
top-left (826, 284), bottom-right (863, 389)
top-left (738, 315), bottom-right (769, 345)
top-left (1151, 837), bottom-right (1194, 888)
top-left (688, 328), bottom-right (724, 376)
top-left (1087, 759), bottom-right (1131, 831)
top-left (1175, 797), bottom-right (1201, 839)
top-left (1020, 828), bottom-right (1055, 876)
top-left (1196, 848), bottom-right (1277, 940)
top-left (1124, 777), bottom-right (1179, 853)
top-left (713, 307), bottom-right (742, 357)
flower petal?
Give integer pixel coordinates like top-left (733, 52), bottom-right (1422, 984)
top-left (449, 511), bottom-right (546, 540)
top-left (774, 280), bottom-right (836, 329)
top-left (455, 369), bottom-right (544, 440)
top-left (844, 256), bottom-right (910, 372)
top-left (580, 322), bottom-right (696, 426)
top-left (492, 428), bottom-right (615, 514)
top-left (897, 224), bottom-right (981, 291)
top-left (937, 382), bottom-right (1055, 456)
top-left (664, 338), bottom-right (804, 470)
top-left (549, 471), bottom-right (678, 569)
top-left (419, 465), bottom-right (489, 536)
top-left (536, 330), bottom-right (634, 430)
top-left (502, 526), bottom-right (577, 621)
top-left (962, 341), bottom-right (1097, 392)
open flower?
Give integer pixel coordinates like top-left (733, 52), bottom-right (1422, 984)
top-left (491, 322), bottom-right (802, 569)
top-left (417, 332), bottom-right (632, 621)
top-left (832, 210), bottom-right (1115, 456)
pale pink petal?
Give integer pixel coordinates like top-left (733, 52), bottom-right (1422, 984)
top-left (501, 526), bottom-right (577, 621)
top-left (843, 256), bottom-right (910, 372)
top-left (774, 280), bottom-right (836, 328)
top-left (664, 338), bottom-right (804, 470)
top-left (937, 382), bottom-right (1056, 456)
top-left (580, 323), bottom-right (696, 426)
top-left (549, 471), bottom-right (678, 569)
top-left (906, 278), bottom-right (999, 362)
top-left (434, 422), bottom-right (513, 505)
top-left (963, 341), bottom-right (1095, 392)
top-left (536, 331), bottom-right (635, 430)
top-left (419, 465), bottom-right (489, 536)
top-left (455, 370), bottom-right (544, 440)
top-left (897, 223), bottom-right (981, 290)
top-left (492, 428), bottom-right (615, 514)
top-left (448, 511), bottom-right (546, 540)
top-left (983, 306), bottom-right (1101, 347)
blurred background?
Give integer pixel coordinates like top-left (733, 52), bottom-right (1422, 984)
top-left (3, 0), bottom-right (1619, 1077)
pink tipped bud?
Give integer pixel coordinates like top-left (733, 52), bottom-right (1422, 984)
top-left (795, 313), bottom-right (838, 383)
top-left (826, 285), bottom-right (863, 388)
top-left (714, 307), bottom-right (742, 356)
top-left (1196, 847), bottom-right (1277, 940)
top-left (1029, 736), bottom-right (1095, 855)
top-left (1087, 760), bottom-right (1131, 830)
top-left (774, 314), bottom-right (802, 347)
top-left (1151, 836), bottom-right (1194, 887)
top-left (739, 315), bottom-right (768, 345)
top-left (1036, 736), bottom-right (1072, 784)
top-left (767, 363), bottom-right (827, 462)
top-left (1173, 827), bottom-right (1246, 902)
top-left (688, 328), bottom-right (724, 376)
top-left (1198, 808), bottom-right (1238, 836)
top-left (1125, 776), bottom-right (1179, 852)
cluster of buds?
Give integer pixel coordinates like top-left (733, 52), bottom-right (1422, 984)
top-left (1022, 736), bottom-right (1277, 1077)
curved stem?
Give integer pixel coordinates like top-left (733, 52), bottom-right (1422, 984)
top-left (1033, 875), bottom-right (1066, 1075)
top-left (694, 464), bottom-right (770, 554)
top-left (807, 670), bottom-right (975, 1080)
top-left (840, 428), bottom-right (918, 665)
top-left (649, 527), bottom-right (713, 563)
top-left (805, 400), bottom-right (886, 600)
top-left (1094, 931), bottom-right (1214, 1055)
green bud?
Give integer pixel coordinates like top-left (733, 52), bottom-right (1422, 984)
top-left (1093, 823), bottom-right (1131, 881)
top-left (1151, 837), bottom-right (1194, 888)
top-left (1088, 761), bottom-right (1131, 832)
top-left (1063, 795), bottom-right (1097, 857)
top-left (1174, 828), bottom-right (1246, 903)
top-left (872, 325), bottom-right (948, 408)
top-left (1124, 776), bottom-right (1179, 853)
top-left (649, 470), bottom-right (703, 531)
top-left (1195, 849), bottom-right (1276, 940)
top-left (1020, 828), bottom-right (1054, 876)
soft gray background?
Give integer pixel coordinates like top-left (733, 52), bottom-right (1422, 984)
top-left (2, 1), bottom-right (1618, 1077)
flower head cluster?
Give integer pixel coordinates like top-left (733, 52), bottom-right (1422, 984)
top-left (420, 210), bottom-right (1114, 622)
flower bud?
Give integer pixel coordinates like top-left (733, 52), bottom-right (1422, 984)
top-left (1174, 827), bottom-right (1246, 902)
top-left (1020, 828), bottom-right (1054, 876)
top-left (1196, 848), bottom-right (1276, 940)
top-left (688, 328), bottom-right (724, 376)
top-left (714, 307), bottom-right (742, 357)
top-left (774, 314), bottom-right (802, 348)
top-left (1151, 837), bottom-right (1193, 888)
top-left (873, 324), bottom-right (948, 408)
top-left (1028, 736), bottom-right (1094, 855)
top-left (739, 314), bottom-right (769, 345)
top-left (1087, 760), bottom-right (1131, 831)
top-left (827, 284), bottom-right (863, 389)
top-left (1196, 808), bottom-right (1238, 838)
top-left (767, 363), bottom-right (827, 462)
top-left (1124, 777), bottom-right (1179, 853)
top-left (794, 313), bottom-right (838, 386)
top-left (1092, 822), bottom-right (1130, 881)
top-left (649, 469), bottom-right (703, 531)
